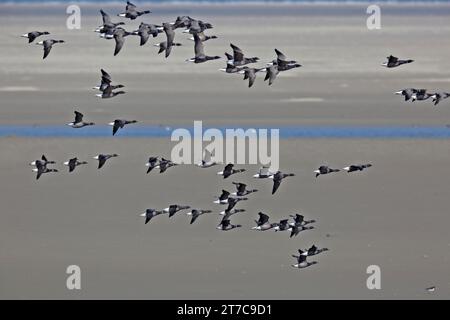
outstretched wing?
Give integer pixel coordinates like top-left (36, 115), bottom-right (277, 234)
top-left (230, 43), bottom-right (244, 62)
top-left (74, 111), bottom-right (83, 123)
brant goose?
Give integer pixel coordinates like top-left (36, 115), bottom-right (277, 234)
top-left (36, 39), bottom-right (65, 59)
top-left (118, 1), bottom-right (151, 20)
top-left (231, 182), bottom-right (258, 196)
top-left (187, 33), bottom-right (220, 63)
top-left (229, 43), bottom-right (259, 66)
top-left (32, 161), bottom-right (58, 180)
top-left (30, 154), bottom-right (55, 167)
top-left (382, 55), bottom-right (414, 68)
top-left (291, 250), bottom-right (317, 269)
top-left (272, 49), bottom-right (302, 71)
top-left (108, 119), bottom-right (138, 136)
top-left (289, 214), bottom-right (316, 227)
top-left (93, 154), bottom-right (118, 169)
top-left (224, 197), bottom-right (248, 212)
top-left (154, 23), bottom-right (181, 58)
top-left (145, 156), bottom-right (159, 173)
top-left (395, 88), bottom-right (418, 102)
top-left (186, 209), bottom-right (213, 225)
top-left (214, 190), bottom-right (231, 204)
top-left (314, 165), bottom-right (340, 178)
top-left (431, 92), bottom-right (450, 106)
top-left (164, 205), bottom-right (191, 218)
top-left (112, 27), bottom-right (132, 56)
top-left (217, 164), bottom-right (246, 179)
top-left (305, 244), bottom-right (329, 256)
top-left (270, 171), bottom-right (295, 194)
top-left (22, 31), bottom-right (49, 43)
top-left (217, 218), bottom-right (241, 231)
top-left (253, 166), bottom-right (274, 179)
top-left (252, 212), bottom-right (275, 231)
top-left (67, 111), bottom-right (95, 128)
top-left (96, 84), bottom-right (126, 98)
top-left (342, 164), bottom-right (372, 173)
top-left (140, 209), bottom-right (164, 224)
top-left (64, 157), bottom-right (88, 173)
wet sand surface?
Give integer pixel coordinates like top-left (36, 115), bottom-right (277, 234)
top-left (0, 3), bottom-right (450, 299)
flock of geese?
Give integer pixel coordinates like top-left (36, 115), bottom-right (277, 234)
top-left (22, 2), bottom-right (447, 272)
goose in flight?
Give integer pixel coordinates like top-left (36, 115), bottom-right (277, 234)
top-left (314, 165), bottom-right (340, 178)
top-left (118, 1), bottom-right (151, 20)
top-left (382, 55), bottom-right (414, 68)
top-left (96, 84), bottom-right (126, 98)
top-left (63, 157), bottom-right (88, 173)
top-left (108, 119), bottom-right (137, 136)
top-left (217, 164), bottom-right (246, 179)
top-left (187, 209), bottom-right (213, 225)
top-left (32, 161), bottom-right (58, 180)
top-left (36, 39), bottom-right (65, 59)
top-left (164, 205), bottom-right (191, 218)
top-left (140, 209), bottom-right (164, 224)
top-left (154, 23), bottom-right (181, 58)
top-left (231, 182), bottom-right (258, 197)
top-left (67, 111), bottom-right (95, 128)
top-left (252, 212), bottom-right (276, 231)
top-left (270, 171), bottom-right (295, 194)
top-left (93, 154), bottom-right (119, 169)
top-left (186, 33), bottom-right (220, 63)
top-left (291, 250), bottom-right (317, 269)
top-left (342, 164), bottom-right (372, 173)
top-left (22, 31), bottom-right (49, 43)
top-left (229, 43), bottom-right (259, 66)
top-left (30, 155), bottom-right (55, 167)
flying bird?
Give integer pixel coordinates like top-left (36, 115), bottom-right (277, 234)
top-left (270, 171), bottom-right (295, 194)
top-left (36, 39), bottom-right (65, 59)
top-left (217, 164), bottom-right (246, 179)
top-left (186, 33), bottom-right (220, 63)
top-left (67, 111), bottom-right (95, 128)
top-left (314, 165), bottom-right (340, 178)
top-left (291, 250), bottom-right (317, 269)
top-left (342, 164), bottom-right (372, 173)
top-left (382, 55), bottom-right (414, 68)
top-left (22, 31), bottom-right (49, 43)
top-left (118, 1), bottom-right (151, 20)
top-left (163, 205), bottom-right (191, 218)
top-left (64, 157), bottom-right (88, 173)
top-left (186, 209), bottom-right (212, 225)
top-left (140, 209), bottom-right (164, 224)
top-left (108, 119), bottom-right (138, 136)
top-left (93, 154), bottom-right (119, 169)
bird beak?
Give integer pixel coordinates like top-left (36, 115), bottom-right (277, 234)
top-left (108, 122), bottom-right (115, 126)
top-left (63, 161), bottom-right (69, 165)
top-left (395, 91), bottom-right (403, 95)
